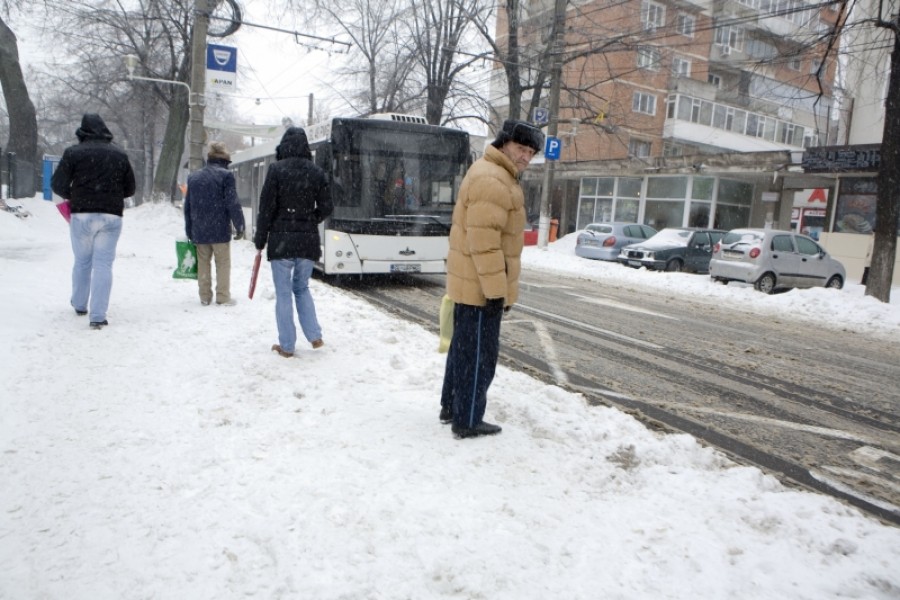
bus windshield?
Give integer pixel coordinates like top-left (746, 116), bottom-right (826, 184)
top-left (328, 127), bottom-right (469, 234)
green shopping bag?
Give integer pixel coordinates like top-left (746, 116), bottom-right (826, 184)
top-left (173, 239), bottom-right (198, 279)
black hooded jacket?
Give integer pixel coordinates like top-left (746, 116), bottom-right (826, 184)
top-left (51, 113), bottom-right (136, 217)
top-left (253, 127), bottom-right (334, 261)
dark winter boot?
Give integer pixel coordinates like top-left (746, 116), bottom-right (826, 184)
top-left (439, 404), bottom-right (452, 424)
top-left (452, 421), bottom-right (502, 439)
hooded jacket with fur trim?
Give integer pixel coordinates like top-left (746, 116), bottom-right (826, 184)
top-left (445, 144), bottom-right (526, 307)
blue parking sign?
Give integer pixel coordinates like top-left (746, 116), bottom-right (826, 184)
top-left (545, 136), bottom-right (562, 160)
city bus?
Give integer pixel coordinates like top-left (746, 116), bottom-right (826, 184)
top-left (230, 114), bottom-right (471, 276)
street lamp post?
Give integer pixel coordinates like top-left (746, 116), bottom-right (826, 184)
top-left (124, 51), bottom-right (206, 175)
top-left (188, 0), bottom-right (210, 172)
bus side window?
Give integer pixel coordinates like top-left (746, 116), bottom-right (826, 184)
top-left (314, 144), bottom-right (332, 172)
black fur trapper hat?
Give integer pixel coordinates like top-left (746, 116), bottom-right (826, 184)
top-left (490, 119), bottom-right (544, 153)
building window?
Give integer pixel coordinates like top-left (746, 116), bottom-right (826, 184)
top-left (641, 0), bottom-right (665, 31)
top-left (715, 23), bottom-right (744, 53)
top-left (577, 177), bottom-right (643, 228)
top-left (663, 142), bottom-right (685, 157)
top-left (637, 46), bottom-right (661, 70)
top-left (629, 138), bottom-right (652, 158)
top-left (690, 98), bottom-right (714, 125)
top-left (632, 91), bottom-right (657, 115)
top-left (676, 14), bottom-right (695, 37)
top-left (672, 56), bottom-right (691, 77)
top-left (708, 74), bottom-right (722, 88)
top-left (716, 179), bottom-right (754, 230)
top-left (788, 57), bottom-right (801, 71)
top-left (777, 122), bottom-right (805, 146)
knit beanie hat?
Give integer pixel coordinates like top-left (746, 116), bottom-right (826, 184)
top-left (207, 141), bottom-right (231, 161)
top-left (490, 119), bottom-right (544, 153)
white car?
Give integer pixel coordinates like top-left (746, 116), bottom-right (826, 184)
top-left (709, 228), bottom-right (846, 293)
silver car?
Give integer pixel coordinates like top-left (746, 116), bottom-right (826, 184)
top-left (709, 228), bottom-right (846, 293)
top-left (574, 222), bottom-right (657, 261)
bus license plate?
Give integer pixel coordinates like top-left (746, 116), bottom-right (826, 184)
top-left (391, 263), bottom-right (421, 273)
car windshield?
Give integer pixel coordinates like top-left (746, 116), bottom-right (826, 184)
top-left (723, 231), bottom-right (763, 245)
top-left (648, 228), bottom-right (692, 246)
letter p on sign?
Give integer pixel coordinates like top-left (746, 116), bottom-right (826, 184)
top-left (545, 136), bottom-right (562, 160)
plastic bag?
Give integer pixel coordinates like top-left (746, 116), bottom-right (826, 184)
top-left (173, 239), bottom-right (198, 280)
top-left (438, 294), bottom-right (454, 353)
top-left (54, 198), bottom-right (72, 223)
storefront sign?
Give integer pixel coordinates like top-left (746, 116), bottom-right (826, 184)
top-left (801, 144), bottom-right (880, 172)
top-left (793, 188), bottom-right (828, 207)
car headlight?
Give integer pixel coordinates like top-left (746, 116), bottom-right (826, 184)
top-left (646, 252), bottom-right (654, 260)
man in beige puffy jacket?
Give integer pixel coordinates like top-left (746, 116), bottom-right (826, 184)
top-left (439, 119), bottom-right (544, 438)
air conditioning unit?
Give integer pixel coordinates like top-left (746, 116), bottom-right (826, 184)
top-left (720, 45), bottom-right (731, 56)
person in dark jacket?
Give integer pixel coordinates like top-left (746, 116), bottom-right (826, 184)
top-left (51, 113), bottom-right (136, 330)
top-left (253, 127), bottom-right (334, 357)
top-left (184, 141), bottom-right (246, 305)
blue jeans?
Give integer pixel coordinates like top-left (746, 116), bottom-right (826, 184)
top-left (271, 258), bottom-right (322, 353)
top-left (69, 213), bottom-right (123, 322)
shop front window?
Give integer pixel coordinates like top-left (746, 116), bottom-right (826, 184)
top-left (615, 178), bottom-right (643, 222)
top-left (834, 177), bottom-right (877, 234)
top-left (644, 176), bottom-right (688, 228)
top-left (688, 201), bottom-right (711, 227)
top-left (645, 200), bottom-right (686, 229)
top-left (578, 177), bottom-right (616, 228)
top-left (616, 199), bottom-right (640, 222)
top-left (715, 178), bottom-right (753, 229)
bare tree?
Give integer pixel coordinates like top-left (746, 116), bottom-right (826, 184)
top-left (0, 1), bottom-right (38, 198)
top-left (404, 0), bottom-right (482, 125)
top-left (867, 9), bottom-right (900, 302)
top-left (39, 0), bottom-right (199, 202)
top-left (298, 0), bottom-right (420, 115)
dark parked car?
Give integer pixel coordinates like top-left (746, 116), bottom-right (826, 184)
top-left (709, 228), bottom-right (846, 293)
top-left (574, 222), bottom-right (657, 261)
top-left (618, 227), bottom-right (726, 273)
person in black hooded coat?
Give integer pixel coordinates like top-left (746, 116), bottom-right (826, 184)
top-left (254, 127), bottom-right (334, 357)
top-left (51, 113), bottom-right (136, 329)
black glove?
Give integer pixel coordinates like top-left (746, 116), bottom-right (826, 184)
top-left (484, 297), bottom-right (505, 316)
top-left (233, 230), bottom-right (244, 241)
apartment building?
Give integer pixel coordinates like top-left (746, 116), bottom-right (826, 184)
top-left (492, 0), bottom-right (847, 248)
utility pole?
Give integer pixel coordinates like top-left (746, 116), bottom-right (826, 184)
top-left (537, 0), bottom-right (568, 249)
top-left (188, 0), bottom-right (210, 172)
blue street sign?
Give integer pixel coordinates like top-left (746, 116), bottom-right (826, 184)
top-left (206, 44), bottom-right (237, 73)
top-left (533, 107), bottom-right (550, 125)
top-left (206, 44), bottom-right (237, 92)
top-left (545, 136), bottom-right (562, 160)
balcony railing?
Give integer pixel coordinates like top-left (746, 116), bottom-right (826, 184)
top-left (664, 93), bottom-right (816, 150)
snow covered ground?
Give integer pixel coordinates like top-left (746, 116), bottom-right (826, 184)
top-left (1, 196), bottom-right (898, 599)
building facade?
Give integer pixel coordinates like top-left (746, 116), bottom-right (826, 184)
top-left (492, 0), bottom-right (900, 281)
